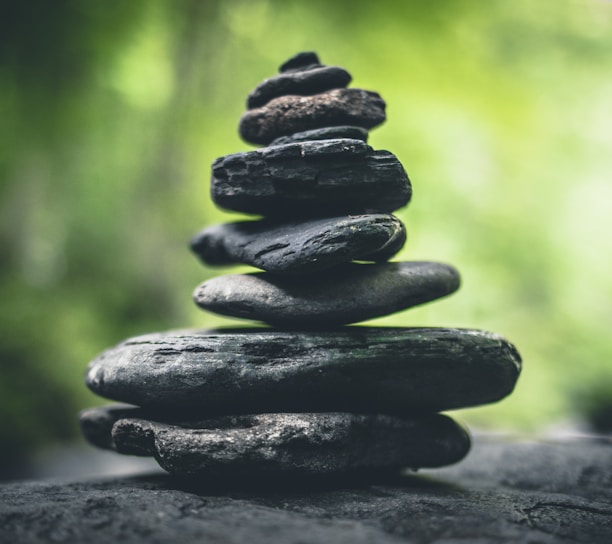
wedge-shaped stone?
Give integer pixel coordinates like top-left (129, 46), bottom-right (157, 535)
top-left (269, 125), bottom-right (368, 146)
top-left (193, 261), bottom-right (459, 326)
top-left (190, 214), bottom-right (406, 275)
top-left (211, 139), bottom-right (411, 216)
top-left (239, 88), bottom-right (385, 145)
top-left (85, 327), bottom-right (521, 413)
top-left (79, 407), bottom-right (471, 475)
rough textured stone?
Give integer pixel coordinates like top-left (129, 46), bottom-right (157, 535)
top-left (79, 408), bottom-right (471, 476)
top-left (85, 327), bottom-right (521, 413)
top-left (193, 261), bottom-right (459, 326)
top-left (2, 436), bottom-right (611, 543)
top-left (247, 65), bottom-right (352, 109)
top-left (211, 139), bottom-right (411, 216)
top-left (279, 51), bottom-right (321, 72)
top-left (269, 126), bottom-right (368, 146)
top-left (239, 88), bottom-right (386, 145)
top-left (190, 214), bottom-right (406, 274)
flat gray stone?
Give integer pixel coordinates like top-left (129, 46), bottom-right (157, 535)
top-left (79, 407), bottom-right (471, 476)
top-left (211, 139), bottom-right (411, 216)
top-left (269, 125), bottom-right (369, 146)
top-left (85, 327), bottom-right (521, 414)
top-left (247, 65), bottom-right (352, 109)
top-left (2, 436), bottom-right (610, 543)
top-left (193, 261), bottom-right (459, 326)
top-left (190, 214), bottom-right (406, 274)
top-left (239, 88), bottom-right (386, 145)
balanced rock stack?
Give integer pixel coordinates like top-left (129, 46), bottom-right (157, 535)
top-left (80, 53), bottom-right (522, 479)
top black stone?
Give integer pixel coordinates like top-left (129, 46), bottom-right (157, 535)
top-left (279, 51), bottom-right (321, 72)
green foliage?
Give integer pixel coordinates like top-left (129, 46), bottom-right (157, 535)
top-left (1, 0), bottom-right (612, 469)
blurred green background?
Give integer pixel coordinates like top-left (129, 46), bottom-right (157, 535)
top-left (1, 0), bottom-right (612, 476)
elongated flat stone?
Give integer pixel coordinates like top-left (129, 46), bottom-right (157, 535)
top-left (239, 88), bottom-right (386, 145)
top-left (85, 327), bottom-right (521, 413)
top-left (247, 65), bottom-right (352, 109)
top-left (269, 125), bottom-right (368, 146)
top-left (211, 139), bottom-right (411, 216)
top-left (190, 214), bottom-right (406, 274)
top-left (193, 261), bottom-right (459, 326)
top-left (79, 407), bottom-right (471, 475)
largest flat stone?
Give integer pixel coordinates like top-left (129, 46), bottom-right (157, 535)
top-left (85, 327), bottom-right (521, 414)
top-left (3, 437), bottom-right (610, 543)
top-left (211, 139), bottom-right (411, 216)
top-left (190, 214), bottom-right (406, 274)
top-left (193, 261), bottom-right (459, 326)
top-left (79, 407), bottom-right (471, 476)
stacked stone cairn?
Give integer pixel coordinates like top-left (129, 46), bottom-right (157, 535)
top-left (80, 53), bottom-right (522, 480)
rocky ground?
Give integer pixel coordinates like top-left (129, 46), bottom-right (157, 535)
top-left (1, 433), bottom-right (611, 543)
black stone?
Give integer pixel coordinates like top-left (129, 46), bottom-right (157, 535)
top-left (85, 327), bottom-right (521, 414)
top-left (79, 407), bottom-right (471, 476)
top-left (193, 261), bottom-right (459, 326)
top-left (269, 126), bottom-right (368, 146)
top-left (3, 437), bottom-right (610, 543)
top-left (190, 214), bottom-right (406, 274)
top-left (211, 139), bottom-right (411, 217)
top-left (239, 88), bottom-right (386, 145)
top-left (247, 65), bottom-right (352, 109)
top-left (279, 51), bottom-right (321, 72)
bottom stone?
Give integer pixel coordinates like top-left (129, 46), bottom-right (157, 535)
top-left (79, 405), bottom-right (471, 476)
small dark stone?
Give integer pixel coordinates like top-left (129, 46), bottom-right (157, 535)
top-left (193, 261), bottom-right (460, 326)
top-left (269, 126), bottom-right (368, 146)
top-left (247, 65), bottom-right (352, 109)
top-left (279, 51), bottom-right (321, 72)
top-left (190, 214), bottom-right (406, 274)
top-left (239, 88), bottom-right (386, 145)
top-left (79, 408), bottom-right (471, 475)
top-left (85, 327), bottom-right (521, 413)
top-left (211, 139), bottom-right (411, 216)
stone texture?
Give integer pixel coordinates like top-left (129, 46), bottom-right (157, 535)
top-left (269, 125), bottom-right (368, 146)
top-left (239, 88), bottom-right (386, 145)
top-left (2, 436), bottom-right (611, 544)
top-left (85, 327), bottom-right (521, 413)
top-left (190, 214), bottom-right (406, 274)
top-left (193, 261), bottom-right (460, 326)
top-left (79, 408), bottom-right (471, 476)
top-left (211, 139), bottom-right (411, 216)
top-left (247, 65), bottom-right (352, 109)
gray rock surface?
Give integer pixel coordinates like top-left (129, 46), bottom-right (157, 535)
top-left (1, 436), bottom-right (611, 543)
top-left (193, 261), bottom-right (460, 326)
top-left (85, 327), bottom-right (521, 413)
top-left (190, 214), bottom-right (406, 274)
top-left (80, 408), bottom-right (471, 476)
top-left (247, 65), bottom-right (352, 108)
top-left (269, 125), bottom-right (368, 146)
top-left (211, 139), bottom-right (411, 216)
top-left (239, 88), bottom-right (386, 145)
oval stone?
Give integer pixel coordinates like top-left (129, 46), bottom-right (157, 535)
top-left (211, 139), bottom-right (411, 217)
top-left (190, 214), bottom-right (406, 274)
top-left (85, 327), bottom-right (521, 414)
top-left (79, 406), bottom-right (471, 475)
top-left (239, 88), bottom-right (386, 145)
top-left (247, 65), bottom-right (352, 109)
top-left (193, 261), bottom-right (459, 326)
